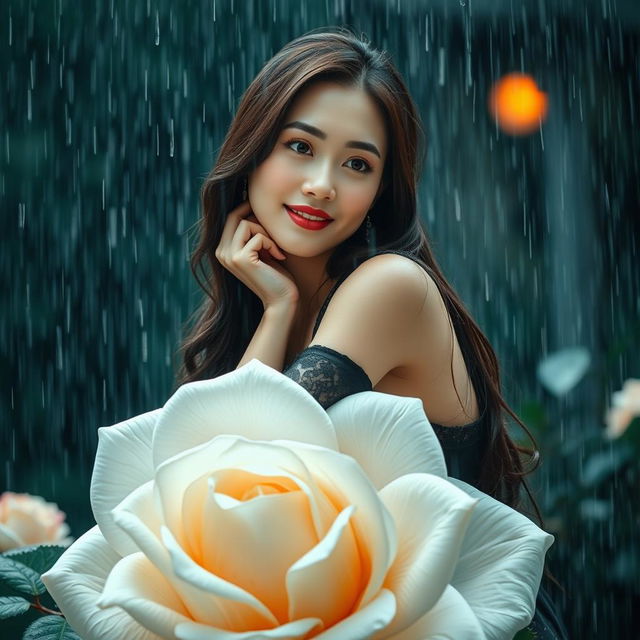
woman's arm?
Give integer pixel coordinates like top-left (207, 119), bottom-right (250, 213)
top-left (236, 301), bottom-right (297, 371)
top-left (213, 200), bottom-right (300, 371)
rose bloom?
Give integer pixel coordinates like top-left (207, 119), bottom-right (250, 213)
top-left (43, 360), bottom-right (552, 640)
top-left (605, 378), bottom-right (640, 439)
top-left (0, 492), bottom-right (72, 552)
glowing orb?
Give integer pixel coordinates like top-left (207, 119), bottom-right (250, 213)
top-left (488, 73), bottom-right (548, 135)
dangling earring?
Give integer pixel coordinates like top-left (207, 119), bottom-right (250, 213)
top-left (365, 214), bottom-right (372, 244)
top-left (241, 177), bottom-right (248, 201)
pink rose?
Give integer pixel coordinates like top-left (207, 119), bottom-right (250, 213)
top-left (605, 378), bottom-right (640, 439)
top-left (0, 492), bottom-right (72, 551)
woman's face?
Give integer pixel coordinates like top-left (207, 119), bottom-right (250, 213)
top-left (248, 81), bottom-right (388, 258)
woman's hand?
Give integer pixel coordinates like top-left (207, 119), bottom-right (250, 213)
top-left (215, 200), bottom-right (299, 309)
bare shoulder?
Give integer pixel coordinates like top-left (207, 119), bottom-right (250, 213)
top-left (308, 253), bottom-right (434, 385)
top-left (338, 252), bottom-right (434, 312)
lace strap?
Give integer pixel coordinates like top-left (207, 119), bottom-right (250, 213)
top-left (282, 345), bottom-right (372, 409)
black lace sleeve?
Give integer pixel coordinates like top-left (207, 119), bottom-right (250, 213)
top-left (282, 345), bottom-right (373, 409)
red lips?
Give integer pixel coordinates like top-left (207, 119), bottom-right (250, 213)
top-left (285, 206), bottom-right (333, 231)
top-left (286, 205), bottom-right (333, 220)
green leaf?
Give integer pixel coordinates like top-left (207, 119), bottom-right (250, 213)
top-left (23, 615), bottom-right (82, 640)
top-left (513, 628), bottom-right (538, 640)
top-left (3, 545), bottom-right (68, 575)
top-left (0, 556), bottom-right (46, 597)
top-left (581, 444), bottom-right (633, 487)
top-left (0, 595), bottom-right (31, 619)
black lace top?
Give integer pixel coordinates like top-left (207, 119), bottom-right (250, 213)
top-left (282, 250), bottom-right (487, 488)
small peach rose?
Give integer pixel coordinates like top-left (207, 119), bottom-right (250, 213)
top-left (605, 378), bottom-right (640, 439)
top-left (0, 491), bottom-right (72, 552)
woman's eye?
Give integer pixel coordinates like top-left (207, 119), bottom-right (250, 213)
top-left (346, 158), bottom-right (372, 173)
top-left (285, 140), bottom-right (311, 155)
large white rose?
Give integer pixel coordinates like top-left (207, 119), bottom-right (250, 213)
top-left (42, 360), bottom-right (552, 640)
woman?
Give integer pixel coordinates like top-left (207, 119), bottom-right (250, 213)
top-left (177, 28), bottom-right (566, 638)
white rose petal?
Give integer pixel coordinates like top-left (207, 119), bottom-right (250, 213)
top-left (327, 391), bottom-right (448, 488)
top-left (96, 552), bottom-right (191, 636)
top-left (378, 473), bottom-right (477, 634)
top-left (91, 408), bottom-right (160, 556)
top-left (286, 505), bottom-right (360, 627)
top-left (314, 588), bottom-right (396, 639)
top-left (448, 478), bottom-right (553, 640)
top-left (112, 484), bottom-right (279, 629)
top-left (161, 524), bottom-right (278, 629)
top-left (152, 361), bottom-right (339, 471)
top-left (386, 585), bottom-right (485, 639)
top-left (282, 439), bottom-right (398, 611)
top-left (175, 616), bottom-right (323, 640)
top-left (41, 526), bottom-right (157, 640)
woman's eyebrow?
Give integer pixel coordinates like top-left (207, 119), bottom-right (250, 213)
top-left (282, 120), bottom-right (381, 159)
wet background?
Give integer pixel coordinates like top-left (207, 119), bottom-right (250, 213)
top-left (1, 0), bottom-right (638, 637)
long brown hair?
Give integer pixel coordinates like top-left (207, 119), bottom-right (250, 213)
top-left (175, 27), bottom-right (542, 517)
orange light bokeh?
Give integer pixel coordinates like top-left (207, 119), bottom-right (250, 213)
top-left (488, 73), bottom-right (548, 135)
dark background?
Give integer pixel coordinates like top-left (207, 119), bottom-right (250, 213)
top-left (1, 0), bottom-right (639, 637)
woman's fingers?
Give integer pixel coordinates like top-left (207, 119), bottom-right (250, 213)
top-left (245, 215), bottom-right (285, 257)
top-left (241, 232), bottom-right (284, 264)
top-left (217, 200), bottom-right (252, 251)
top-left (229, 220), bottom-right (286, 261)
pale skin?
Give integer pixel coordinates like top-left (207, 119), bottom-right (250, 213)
top-left (216, 81), bottom-right (478, 427)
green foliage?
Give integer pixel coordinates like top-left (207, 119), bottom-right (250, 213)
top-left (3, 546), bottom-right (67, 577)
top-left (0, 596), bottom-right (31, 619)
top-left (0, 546), bottom-right (82, 639)
top-left (580, 444), bottom-right (634, 487)
top-left (23, 615), bottom-right (81, 640)
top-left (0, 556), bottom-right (46, 598)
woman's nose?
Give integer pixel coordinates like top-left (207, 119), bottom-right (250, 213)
top-left (301, 167), bottom-right (336, 200)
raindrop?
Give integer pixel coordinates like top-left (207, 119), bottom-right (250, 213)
top-left (424, 14), bottom-right (429, 52)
